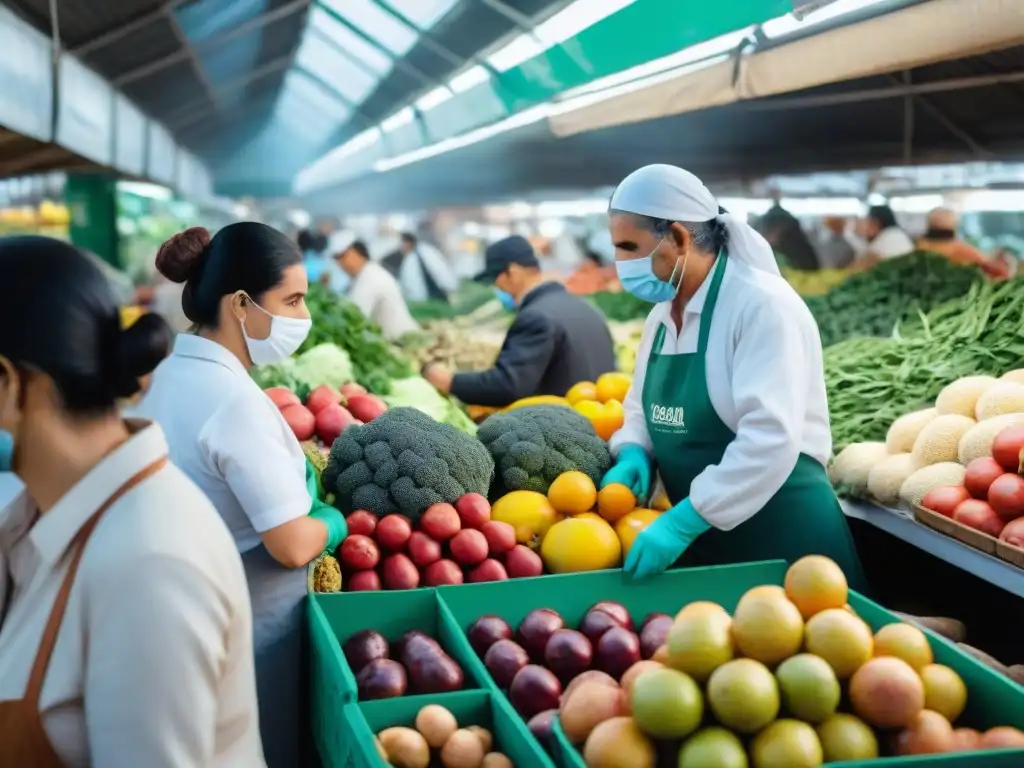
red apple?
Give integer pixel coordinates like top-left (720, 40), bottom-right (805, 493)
top-left (265, 387), bottom-right (300, 409)
top-left (340, 382), bottom-right (367, 399)
top-left (450, 529), bottom-right (489, 567)
top-left (921, 485), bottom-right (971, 518)
top-left (992, 425), bottom-right (1024, 472)
top-left (306, 384), bottom-right (341, 414)
top-left (346, 510), bottom-right (377, 537)
top-left (280, 404), bottom-right (315, 441)
top-left (338, 534), bottom-right (379, 571)
top-left (346, 394), bottom-right (388, 423)
top-left (988, 473), bottom-right (1024, 521)
top-left (375, 515), bottom-right (412, 552)
top-left (953, 499), bottom-right (1004, 537)
top-left (468, 559), bottom-right (508, 583)
top-left (455, 493), bottom-right (491, 529)
top-left (420, 503), bottom-right (461, 540)
top-left (407, 531), bottom-right (442, 568)
top-left (347, 570), bottom-right (381, 591)
top-left (505, 545), bottom-right (543, 578)
top-left (481, 521), bottom-right (516, 554)
top-left (964, 457), bottom-right (1006, 500)
top-left (315, 403), bottom-right (355, 445)
top-left (382, 553), bottom-right (420, 590)
top-left (422, 559), bottom-right (464, 586)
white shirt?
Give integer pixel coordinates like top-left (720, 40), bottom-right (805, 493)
top-left (870, 226), bottom-right (915, 260)
top-left (349, 261), bottom-right (420, 340)
top-left (610, 258), bottom-right (832, 531)
top-left (132, 335), bottom-right (310, 552)
top-left (0, 423), bottom-right (264, 767)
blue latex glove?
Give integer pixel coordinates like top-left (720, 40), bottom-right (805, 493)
top-left (624, 498), bottom-right (711, 579)
top-left (600, 444), bottom-right (653, 500)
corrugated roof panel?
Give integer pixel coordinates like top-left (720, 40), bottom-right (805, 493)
top-left (294, 30), bottom-right (379, 104)
top-left (320, 0), bottom-right (417, 56)
top-left (174, 0), bottom-right (270, 44)
top-left (276, 71), bottom-right (351, 128)
top-left (307, 6), bottom-right (392, 76)
top-left (387, 0), bottom-right (461, 29)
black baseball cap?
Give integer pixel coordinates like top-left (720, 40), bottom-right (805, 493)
top-left (473, 235), bottom-right (539, 283)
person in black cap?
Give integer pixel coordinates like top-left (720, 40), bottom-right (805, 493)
top-left (423, 235), bottom-right (616, 407)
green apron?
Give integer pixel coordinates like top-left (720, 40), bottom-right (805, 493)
top-left (642, 253), bottom-right (867, 592)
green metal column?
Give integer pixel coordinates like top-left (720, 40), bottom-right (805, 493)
top-left (65, 173), bottom-right (121, 268)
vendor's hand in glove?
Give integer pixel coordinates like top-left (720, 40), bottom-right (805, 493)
top-left (624, 498), bottom-right (711, 580)
top-left (306, 457), bottom-right (347, 552)
top-left (600, 444), bottom-right (653, 500)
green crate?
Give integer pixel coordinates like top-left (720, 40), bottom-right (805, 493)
top-left (309, 599), bottom-right (353, 768)
top-left (344, 689), bottom-right (556, 768)
top-left (434, 561), bottom-right (1024, 767)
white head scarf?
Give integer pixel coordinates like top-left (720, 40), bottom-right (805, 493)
top-left (609, 164), bottom-right (780, 276)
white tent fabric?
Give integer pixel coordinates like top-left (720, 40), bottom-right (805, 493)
top-left (549, 0), bottom-right (1024, 138)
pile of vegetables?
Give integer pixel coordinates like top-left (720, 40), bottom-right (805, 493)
top-left (251, 343), bottom-right (355, 401)
top-left (382, 376), bottom-right (477, 434)
top-left (806, 252), bottom-right (984, 347)
top-left (400, 324), bottom-right (504, 373)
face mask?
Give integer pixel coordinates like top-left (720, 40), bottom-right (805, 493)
top-left (240, 297), bottom-right (312, 366)
top-left (494, 289), bottom-right (517, 311)
top-left (616, 238), bottom-right (688, 303)
top-left (0, 430), bottom-right (12, 473)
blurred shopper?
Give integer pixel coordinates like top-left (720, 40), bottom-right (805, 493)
top-left (297, 229), bottom-right (328, 284)
top-left (390, 232), bottom-right (458, 302)
top-left (134, 224), bottom-right (348, 768)
top-left (918, 207), bottom-right (1009, 278)
top-left (0, 236), bottom-right (265, 766)
top-left (423, 235), bottom-right (616, 407)
top-left (758, 196), bottom-right (820, 270)
top-left (329, 230), bottom-right (419, 340)
top-left (817, 216), bottom-right (857, 269)
top-left (853, 204), bottom-right (914, 269)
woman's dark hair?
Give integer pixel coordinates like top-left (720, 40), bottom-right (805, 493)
top-left (867, 205), bottom-right (899, 231)
top-left (611, 210), bottom-right (729, 253)
top-left (156, 222), bottom-right (302, 327)
top-left (0, 236), bottom-right (172, 415)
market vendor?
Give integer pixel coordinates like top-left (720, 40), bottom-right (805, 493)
top-left (0, 236), bottom-right (264, 765)
top-left (423, 235), bottom-right (616, 407)
top-left (133, 223), bottom-right (348, 768)
top-left (601, 164), bottom-right (866, 588)
top-left (917, 207), bottom-right (1010, 279)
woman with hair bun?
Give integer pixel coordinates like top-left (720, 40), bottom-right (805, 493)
top-left (134, 222), bottom-right (348, 767)
top-left (0, 236), bottom-right (264, 766)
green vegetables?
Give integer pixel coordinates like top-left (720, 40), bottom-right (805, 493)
top-left (825, 277), bottom-right (1024, 451)
top-left (586, 290), bottom-right (650, 322)
top-left (250, 344), bottom-right (353, 398)
top-left (383, 375), bottom-right (478, 435)
top-left (805, 252), bottom-right (983, 347)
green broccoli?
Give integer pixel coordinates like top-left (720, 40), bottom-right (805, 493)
top-left (321, 407), bottom-right (494, 521)
top-left (477, 405), bottom-right (612, 497)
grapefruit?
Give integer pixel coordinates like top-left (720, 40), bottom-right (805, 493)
top-left (751, 719), bottom-right (824, 768)
top-left (675, 601), bottom-right (728, 620)
top-left (950, 728), bottom-right (982, 752)
top-left (897, 709), bottom-right (955, 755)
top-left (784, 555), bottom-right (848, 619)
top-left (873, 622), bottom-right (933, 670)
top-left (582, 716), bottom-right (655, 768)
top-left (774, 653), bottom-right (840, 723)
top-left (706, 659), bottom-right (780, 734)
top-left (731, 587), bottom-right (804, 665)
top-left (803, 608), bottom-right (873, 678)
top-left (677, 727), bottom-right (748, 768)
top-left (540, 516), bottom-right (622, 573)
top-left (816, 714), bottom-right (879, 762)
top-left (629, 668), bottom-right (703, 740)
top-left (849, 656), bottom-right (925, 729)
top-left (666, 610), bottom-right (735, 682)
top-left (920, 664), bottom-right (967, 722)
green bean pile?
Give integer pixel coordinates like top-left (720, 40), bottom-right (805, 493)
top-left (825, 277), bottom-right (1024, 451)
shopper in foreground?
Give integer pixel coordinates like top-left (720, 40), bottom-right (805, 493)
top-left (423, 235), bottom-right (617, 407)
top-left (133, 223), bottom-right (347, 767)
top-left (601, 165), bottom-right (866, 588)
top-left (0, 236), bottom-right (264, 766)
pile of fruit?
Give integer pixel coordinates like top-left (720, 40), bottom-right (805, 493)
top-left (266, 381), bottom-right (386, 446)
top-left (372, 703), bottom-right (514, 768)
top-left (466, 557), bottom-right (1024, 766)
top-left (343, 628), bottom-right (464, 699)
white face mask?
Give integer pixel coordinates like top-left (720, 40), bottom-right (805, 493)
top-left (240, 296), bottom-right (312, 366)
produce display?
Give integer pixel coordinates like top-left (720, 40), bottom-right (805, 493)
top-left (343, 628), bottom-right (465, 699)
top-left (781, 267), bottom-right (852, 297)
top-left (401, 323), bottom-right (503, 372)
top-left (371, 703), bottom-right (516, 768)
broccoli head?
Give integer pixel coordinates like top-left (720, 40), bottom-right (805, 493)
top-left (323, 407), bottom-right (494, 521)
top-left (477, 405), bottom-right (612, 497)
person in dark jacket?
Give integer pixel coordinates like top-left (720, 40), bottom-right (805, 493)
top-left (422, 235), bottom-right (616, 407)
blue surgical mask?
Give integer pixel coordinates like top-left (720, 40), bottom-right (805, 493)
top-left (616, 239), bottom-right (687, 303)
top-left (0, 430), bottom-right (13, 473)
top-left (494, 289), bottom-right (517, 311)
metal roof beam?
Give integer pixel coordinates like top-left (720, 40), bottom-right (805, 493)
top-left (167, 55), bottom-right (294, 129)
top-left (293, 66), bottom-right (376, 128)
top-left (70, 0), bottom-right (189, 57)
top-left (164, 7), bottom-right (217, 107)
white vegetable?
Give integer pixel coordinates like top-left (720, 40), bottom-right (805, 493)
top-left (911, 414), bottom-right (976, 466)
top-left (867, 453), bottom-right (921, 507)
top-left (975, 382), bottom-right (1024, 420)
top-left (957, 413), bottom-right (1024, 465)
top-left (885, 408), bottom-right (938, 454)
top-left (900, 462), bottom-right (967, 507)
top-left (935, 376), bottom-right (997, 417)
top-left (829, 442), bottom-right (889, 495)
top-left (1000, 369), bottom-right (1024, 385)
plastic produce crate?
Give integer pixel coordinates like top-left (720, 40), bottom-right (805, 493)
top-left (342, 689), bottom-right (556, 768)
top-left (433, 561), bottom-right (1024, 768)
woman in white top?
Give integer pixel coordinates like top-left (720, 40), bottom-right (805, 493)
top-left (134, 224), bottom-right (347, 768)
top-left (0, 236), bottom-right (263, 766)
top-left (854, 204), bottom-right (915, 268)
top-left (599, 165), bottom-right (866, 591)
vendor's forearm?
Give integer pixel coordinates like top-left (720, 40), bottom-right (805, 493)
top-left (451, 370), bottom-right (524, 407)
top-left (260, 515), bottom-right (331, 569)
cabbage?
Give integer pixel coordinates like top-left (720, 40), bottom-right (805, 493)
top-left (293, 344), bottom-right (354, 390)
top-left (383, 376), bottom-right (477, 435)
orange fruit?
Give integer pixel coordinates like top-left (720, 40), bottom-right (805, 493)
top-left (873, 623), bottom-right (933, 670)
top-left (540, 516), bottom-right (622, 573)
top-left (566, 381), bottom-right (598, 404)
top-left (595, 372), bottom-right (632, 403)
top-left (573, 399), bottom-right (624, 440)
top-left (613, 508), bottom-right (661, 553)
top-left (784, 555), bottom-right (849, 620)
top-left (547, 470), bottom-right (598, 515)
top-left (804, 608), bottom-right (874, 679)
top-left (731, 587), bottom-right (805, 665)
top-left (676, 601), bottom-right (728, 621)
top-left (598, 482), bottom-right (637, 523)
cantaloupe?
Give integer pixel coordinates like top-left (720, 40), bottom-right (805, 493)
top-left (935, 376), bottom-right (997, 417)
top-left (911, 415), bottom-right (976, 466)
top-left (899, 463), bottom-right (967, 507)
top-left (957, 413), bottom-right (1024, 465)
top-left (867, 453), bottom-right (921, 507)
top-left (885, 409), bottom-right (939, 454)
top-left (830, 443), bottom-right (889, 495)
top-left (999, 369), bottom-right (1024, 385)
top-left (975, 382), bottom-right (1024, 421)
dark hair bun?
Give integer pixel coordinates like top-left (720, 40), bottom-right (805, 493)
top-left (156, 227), bottom-right (211, 283)
top-left (110, 313), bottom-right (173, 398)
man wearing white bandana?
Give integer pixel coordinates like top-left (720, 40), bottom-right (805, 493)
top-left (602, 164), bottom-right (866, 588)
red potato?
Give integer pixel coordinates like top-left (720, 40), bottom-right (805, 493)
top-left (306, 385), bottom-right (341, 414)
top-left (964, 457), bottom-right (1005, 499)
top-left (407, 531), bottom-right (442, 568)
top-left (346, 394), bottom-right (388, 423)
top-left (347, 570), bottom-right (382, 591)
top-left (420, 503), bottom-right (461, 541)
top-left (382, 554), bottom-right (420, 590)
top-left (455, 493), bottom-right (492, 529)
top-left (988, 473), bottom-right (1024, 521)
top-left (340, 382), bottom-right (367, 399)
top-left (375, 515), bottom-right (413, 552)
top-left (480, 521), bottom-right (516, 554)
top-left (423, 559), bottom-right (464, 586)
top-left (999, 517), bottom-right (1024, 548)
top-left (921, 485), bottom-right (971, 518)
top-left (505, 545), bottom-right (544, 578)
top-left (450, 529), bottom-right (489, 567)
top-left (953, 499), bottom-right (1005, 537)
top-left (265, 387), bottom-right (300, 409)
top-left (280, 404), bottom-right (315, 441)
top-left (992, 425), bottom-right (1024, 472)
top-left (339, 535), bottom-right (380, 571)
top-left (315, 403), bottom-right (356, 445)
top-left (346, 510), bottom-right (377, 537)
